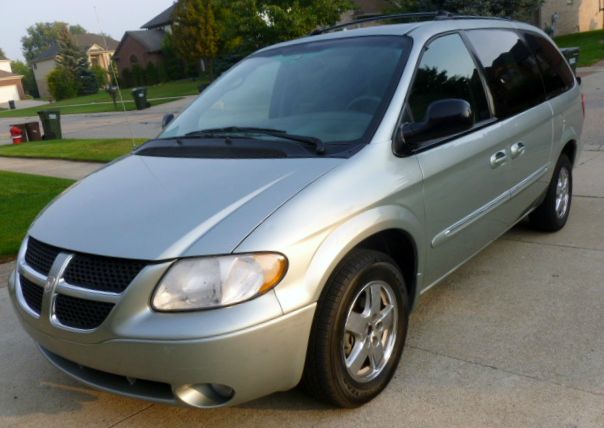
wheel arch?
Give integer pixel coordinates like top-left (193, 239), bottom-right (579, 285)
top-left (561, 139), bottom-right (577, 166)
top-left (301, 205), bottom-right (424, 313)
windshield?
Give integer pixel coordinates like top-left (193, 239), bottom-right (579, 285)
top-left (160, 36), bottom-right (411, 152)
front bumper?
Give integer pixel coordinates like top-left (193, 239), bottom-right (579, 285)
top-left (8, 265), bottom-right (316, 407)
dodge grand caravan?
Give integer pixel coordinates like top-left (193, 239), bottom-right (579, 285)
top-left (9, 13), bottom-right (584, 408)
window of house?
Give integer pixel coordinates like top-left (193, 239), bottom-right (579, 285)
top-left (130, 54), bottom-right (139, 64)
top-left (405, 33), bottom-right (491, 125)
top-left (466, 29), bottom-right (545, 118)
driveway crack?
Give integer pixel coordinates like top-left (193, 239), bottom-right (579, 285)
top-left (501, 238), bottom-right (604, 253)
top-left (107, 403), bottom-right (154, 427)
top-left (408, 345), bottom-right (604, 398)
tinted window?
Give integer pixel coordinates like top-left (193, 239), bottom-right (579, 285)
top-left (523, 32), bottom-right (575, 98)
top-left (467, 30), bottom-right (545, 118)
top-left (161, 37), bottom-right (410, 148)
top-left (406, 33), bottom-right (490, 125)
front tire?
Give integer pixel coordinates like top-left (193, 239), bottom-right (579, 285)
top-left (301, 249), bottom-right (409, 407)
top-left (530, 154), bottom-right (573, 232)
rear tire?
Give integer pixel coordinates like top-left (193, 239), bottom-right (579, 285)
top-left (529, 154), bottom-right (572, 232)
top-left (301, 249), bottom-right (408, 408)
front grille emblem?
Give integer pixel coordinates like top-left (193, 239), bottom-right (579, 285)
top-left (45, 275), bottom-right (57, 292)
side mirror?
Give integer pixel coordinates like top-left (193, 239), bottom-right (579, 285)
top-left (162, 113), bottom-right (175, 129)
top-left (395, 99), bottom-right (474, 154)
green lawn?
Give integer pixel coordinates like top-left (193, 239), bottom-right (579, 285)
top-left (0, 171), bottom-right (74, 258)
top-left (0, 79), bottom-right (202, 119)
top-left (0, 138), bottom-right (146, 162)
top-left (555, 30), bottom-right (604, 67)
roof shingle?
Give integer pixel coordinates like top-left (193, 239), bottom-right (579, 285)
top-left (141, 4), bottom-right (176, 29)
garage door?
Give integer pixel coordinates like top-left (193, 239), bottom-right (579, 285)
top-left (0, 84), bottom-right (20, 103)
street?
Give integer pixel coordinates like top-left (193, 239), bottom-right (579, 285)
top-left (0, 96), bottom-right (196, 145)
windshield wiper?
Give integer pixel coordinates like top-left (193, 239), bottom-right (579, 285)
top-left (184, 126), bottom-right (325, 154)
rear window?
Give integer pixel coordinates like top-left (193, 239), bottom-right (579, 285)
top-left (466, 29), bottom-right (545, 118)
top-left (523, 32), bottom-right (575, 98)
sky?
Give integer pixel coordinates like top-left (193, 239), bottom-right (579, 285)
top-left (0, 0), bottom-right (175, 62)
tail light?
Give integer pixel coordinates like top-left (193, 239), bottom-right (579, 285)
top-left (581, 93), bottom-right (586, 118)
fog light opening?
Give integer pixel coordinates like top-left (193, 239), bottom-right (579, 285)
top-left (173, 383), bottom-right (235, 407)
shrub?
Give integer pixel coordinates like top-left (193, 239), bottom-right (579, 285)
top-left (145, 62), bottom-right (160, 85)
top-left (132, 64), bottom-right (144, 86)
top-left (78, 69), bottom-right (99, 95)
top-left (121, 67), bottom-right (133, 88)
top-left (47, 66), bottom-right (78, 100)
top-left (91, 64), bottom-right (108, 87)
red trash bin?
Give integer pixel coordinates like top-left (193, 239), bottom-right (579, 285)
top-left (10, 125), bottom-right (27, 144)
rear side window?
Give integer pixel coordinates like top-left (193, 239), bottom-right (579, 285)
top-left (466, 29), bottom-right (545, 118)
top-left (523, 32), bottom-right (575, 98)
top-left (406, 33), bottom-right (490, 124)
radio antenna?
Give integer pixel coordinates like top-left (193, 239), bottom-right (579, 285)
top-left (93, 4), bottom-right (137, 148)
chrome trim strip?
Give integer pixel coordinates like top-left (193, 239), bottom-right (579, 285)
top-left (422, 202), bottom-right (537, 296)
top-left (18, 261), bottom-right (47, 287)
top-left (431, 165), bottom-right (550, 248)
top-left (509, 165), bottom-right (549, 198)
top-left (55, 281), bottom-right (121, 304)
top-left (431, 190), bottom-right (510, 248)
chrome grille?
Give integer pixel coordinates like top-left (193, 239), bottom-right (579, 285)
top-left (24, 237), bottom-right (61, 275)
top-left (64, 254), bottom-right (146, 293)
top-left (19, 237), bottom-right (149, 331)
top-left (55, 294), bottom-right (115, 330)
top-left (20, 275), bottom-right (44, 315)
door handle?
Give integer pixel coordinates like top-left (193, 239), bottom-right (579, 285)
top-left (510, 142), bottom-right (526, 158)
top-left (490, 150), bottom-right (508, 168)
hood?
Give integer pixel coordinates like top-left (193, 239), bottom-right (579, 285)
top-left (29, 154), bottom-right (342, 260)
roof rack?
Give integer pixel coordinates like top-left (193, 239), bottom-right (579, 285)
top-left (311, 11), bottom-right (511, 35)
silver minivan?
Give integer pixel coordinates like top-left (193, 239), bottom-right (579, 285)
top-left (9, 14), bottom-right (584, 408)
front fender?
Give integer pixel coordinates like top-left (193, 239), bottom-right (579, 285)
top-left (264, 205), bottom-right (425, 314)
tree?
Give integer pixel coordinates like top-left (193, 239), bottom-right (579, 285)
top-left (388, 0), bottom-right (543, 22)
top-left (55, 27), bottom-right (98, 95)
top-left (172, 0), bottom-right (219, 76)
top-left (10, 61), bottom-right (40, 98)
top-left (56, 27), bottom-right (86, 75)
top-left (161, 33), bottom-right (186, 81)
top-left (0, 48), bottom-right (6, 60)
top-left (21, 22), bottom-right (86, 63)
top-left (217, 0), bottom-right (354, 54)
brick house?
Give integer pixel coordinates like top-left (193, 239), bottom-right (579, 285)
top-left (113, 4), bottom-right (175, 78)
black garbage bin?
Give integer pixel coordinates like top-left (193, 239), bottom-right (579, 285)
top-left (132, 87), bottom-right (150, 110)
top-left (8, 100), bottom-right (16, 110)
top-left (37, 110), bottom-right (62, 140)
top-left (560, 47), bottom-right (580, 74)
top-left (24, 122), bottom-right (42, 141)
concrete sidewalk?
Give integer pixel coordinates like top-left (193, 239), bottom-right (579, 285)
top-left (0, 157), bottom-right (102, 180)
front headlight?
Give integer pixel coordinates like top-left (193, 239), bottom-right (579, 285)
top-left (151, 253), bottom-right (288, 311)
